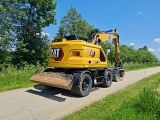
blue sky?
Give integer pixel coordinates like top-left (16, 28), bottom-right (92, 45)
top-left (45, 0), bottom-right (160, 59)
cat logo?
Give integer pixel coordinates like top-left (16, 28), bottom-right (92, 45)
top-left (50, 48), bottom-right (64, 61)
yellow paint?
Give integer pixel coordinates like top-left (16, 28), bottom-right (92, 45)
top-left (48, 40), bottom-right (107, 68)
top-left (48, 29), bottom-right (121, 69)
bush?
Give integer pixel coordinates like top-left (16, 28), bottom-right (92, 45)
top-left (133, 88), bottom-right (160, 119)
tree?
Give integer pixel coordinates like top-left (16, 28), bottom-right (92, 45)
top-left (10, 0), bottom-right (57, 66)
top-left (0, 0), bottom-right (57, 67)
top-left (0, 1), bottom-right (17, 67)
top-left (134, 47), bottom-right (158, 63)
top-left (56, 7), bottom-right (94, 38)
top-left (142, 45), bottom-right (148, 51)
top-left (105, 43), bottom-right (158, 64)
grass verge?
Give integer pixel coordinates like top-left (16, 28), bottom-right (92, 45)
top-left (0, 66), bottom-right (44, 92)
top-left (123, 63), bottom-right (160, 71)
top-left (62, 72), bottom-right (160, 120)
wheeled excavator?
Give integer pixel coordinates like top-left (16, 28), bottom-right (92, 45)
top-left (30, 28), bottom-right (125, 97)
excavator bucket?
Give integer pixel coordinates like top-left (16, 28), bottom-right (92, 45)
top-left (30, 72), bottom-right (74, 90)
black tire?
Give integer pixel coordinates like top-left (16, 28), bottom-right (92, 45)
top-left (113, 69), bottom-right (125, 82)
top-left (71, 74), bottom-right (92, 97)
top-left (101, 70), bottom-right (112, 87)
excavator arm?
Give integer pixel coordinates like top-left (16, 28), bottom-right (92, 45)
top-left (88, 28), bottom-right (123, 68)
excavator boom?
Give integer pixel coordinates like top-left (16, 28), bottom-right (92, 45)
top-left (89, 29), bottom-right (122, 67)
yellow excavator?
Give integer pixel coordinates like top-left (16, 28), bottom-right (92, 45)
top-left (30, 28), bottom-right (125, 97)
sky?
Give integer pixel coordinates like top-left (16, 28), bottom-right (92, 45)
top-left (45, 0), bottom-right (160, 60)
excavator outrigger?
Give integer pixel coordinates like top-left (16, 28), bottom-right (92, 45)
top-left (30, 28), bottom-right (125, 97)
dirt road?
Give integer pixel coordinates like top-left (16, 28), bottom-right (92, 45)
top-left (0, 67), bottom-right (160, 120)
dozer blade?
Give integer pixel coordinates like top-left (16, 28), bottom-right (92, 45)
top-left (30, 72), bottom-right (74, 90)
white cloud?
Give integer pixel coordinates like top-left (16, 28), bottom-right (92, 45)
top-left (130, 43), bottom-right (135, 46)
top-left (36, 31), bottom-right (50, 37)
top-left (41, 31), bottom-right (50, 36)
top-left (136, 11), bottom-right (142, 15)
top-left (148, 48), bottom-right (156, 52)
top-left (154, 38), bottom-right (160, 44)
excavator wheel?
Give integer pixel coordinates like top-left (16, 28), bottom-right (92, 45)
top-left (113, 69), bottom-right (125, 82)
top-left (71, 73), bottom-right (92, 97)
top-left (101, 70), bottom-right (112, 87)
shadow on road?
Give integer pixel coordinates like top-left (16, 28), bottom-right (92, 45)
top-left (26, 85), bottom-right (79, 102)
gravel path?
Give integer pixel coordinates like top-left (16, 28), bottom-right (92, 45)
top-left (0, 67), bottom-right (160, 120)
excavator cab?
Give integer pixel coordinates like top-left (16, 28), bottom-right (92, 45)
top-left (64, 35), bottom-right (89, 42)
top-left (64, 35), bottom-right (78, 40)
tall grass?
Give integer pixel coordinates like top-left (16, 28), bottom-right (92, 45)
top-left (0, 66), bottom-right (44, 92)
top-left (123, 63), bottom-right (160, 71)
top-left (106, 88), bottom-right (160, 120)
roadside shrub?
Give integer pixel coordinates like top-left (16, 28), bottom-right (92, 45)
top-left (133, 87), bottom-right (160, 119)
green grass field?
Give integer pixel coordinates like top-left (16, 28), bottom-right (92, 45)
top-left (105, 88), bottom-right (160, 120)
top-left (0, 66), bottom-right (43, 92)
top-left (123, 63), bottom-right (160, 71)
top-left (62, 73), bottom-right (160, 120)
top-left (0, 63), bottom-right (160, 92)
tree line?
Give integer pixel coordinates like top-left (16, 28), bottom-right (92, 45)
top-left (101, 43), bottom-right (158, 64)
top-left (0, 1), bottom-right (158, 69)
